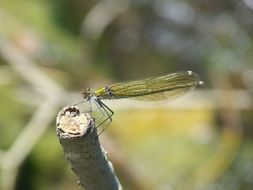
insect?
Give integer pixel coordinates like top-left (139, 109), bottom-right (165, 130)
top-left (80, 71), bottom-right (203, 134)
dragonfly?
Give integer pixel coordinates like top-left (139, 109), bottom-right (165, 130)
top-left (79, 71), bottom-right (203, 134)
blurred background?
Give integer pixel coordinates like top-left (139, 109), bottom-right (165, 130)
top-left (0, 0), bottom-right (253, 190)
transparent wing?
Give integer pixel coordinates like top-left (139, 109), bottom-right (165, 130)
top-left (108, 71), bottom-right (200, 103)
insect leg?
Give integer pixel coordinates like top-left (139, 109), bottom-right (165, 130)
top-left (92, 98), bottom-right (107, 123)
top-left (94, 99), bottom-right (114, 136)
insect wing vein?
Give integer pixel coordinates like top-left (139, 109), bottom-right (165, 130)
top-left (108, 71), bottom-right (199, 102)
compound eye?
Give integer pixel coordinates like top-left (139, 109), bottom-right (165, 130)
top-left (104, 86), bottom-right (113, 99)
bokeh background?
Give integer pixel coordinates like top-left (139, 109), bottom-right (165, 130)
top-left (0, 0), bottom-right (253, 190)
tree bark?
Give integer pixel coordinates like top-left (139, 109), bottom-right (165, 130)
top-left (56, 106), bottom-right (122, 190)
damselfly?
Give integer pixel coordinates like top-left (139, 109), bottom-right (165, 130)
top-left (80, 71), bottom-right (203, 134)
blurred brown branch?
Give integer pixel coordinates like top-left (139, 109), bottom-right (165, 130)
top-left (81, 0), bottom-right (130, 40)
top-left (0, 38), bottom-right (70, 190)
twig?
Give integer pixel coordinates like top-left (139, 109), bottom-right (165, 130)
top-left (56, 106), bottom-right (122, 190)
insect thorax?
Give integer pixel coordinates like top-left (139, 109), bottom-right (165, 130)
top-left (94, 86), bottom-right (113, 99)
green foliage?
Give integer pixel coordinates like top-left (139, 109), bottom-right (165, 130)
top-left (0, 0), bottom-right (253, 189)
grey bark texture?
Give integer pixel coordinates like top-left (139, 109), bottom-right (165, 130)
top-left (56, 106), bottom-right (122, 190)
